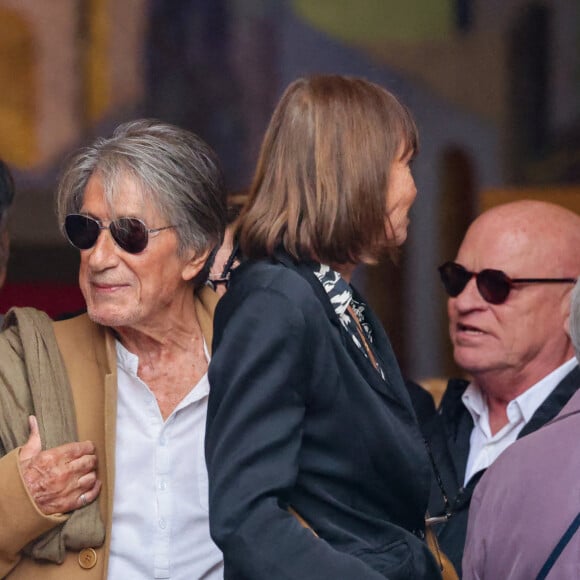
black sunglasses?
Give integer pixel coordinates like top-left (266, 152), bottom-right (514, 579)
top-left (438, 261), bottom-right (577, 305)
top-left (65, 214), bottom-right (176, 255)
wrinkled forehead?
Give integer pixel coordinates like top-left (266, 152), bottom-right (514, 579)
top-left (83, 170), bottom-right (165, 222)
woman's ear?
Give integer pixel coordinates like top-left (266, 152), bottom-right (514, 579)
top-left (181, 248), bottom-right (211, 282)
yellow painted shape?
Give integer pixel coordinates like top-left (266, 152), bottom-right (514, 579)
top-left (85, 0), bottom-right (111, 123)
top-left (480, 186), bottom-right (580, 215)
top-left (293, 0), bottom-right (454, 43)
top-left (0, 8), bottom-right (37, 168)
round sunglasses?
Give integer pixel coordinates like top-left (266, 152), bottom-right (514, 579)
top-left (64, 214), bottom-right (177, 254)
top-left (438, 261), bottom-right (577, 305)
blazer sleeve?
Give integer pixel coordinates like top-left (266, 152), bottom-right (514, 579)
top-left (206, 287), bottom-right (385, 580)
top-left (0, 448), bottom-right (67, 578)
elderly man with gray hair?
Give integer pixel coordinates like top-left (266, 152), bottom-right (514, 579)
top-left (0, 120), bottom-right (227, 579)
top-left (463, 277), bottom-right (580, 579)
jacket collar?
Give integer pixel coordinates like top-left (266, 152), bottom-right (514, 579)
top-left (272, 251), bottom-right (414, 412)
top-left (437, 367), bottom-right (580, 485)
top-left (520, 364), bottom-right (580, 437)
top-left (273, 250), bottom-right (343, 329)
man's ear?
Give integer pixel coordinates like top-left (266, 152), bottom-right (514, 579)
top-left (182, 248), bottom-right (211, 282)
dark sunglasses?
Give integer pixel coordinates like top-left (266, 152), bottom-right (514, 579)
top-left (64, 214), bottom-right (176, 255)
top-left (438, 261), bottom-right (577, 305)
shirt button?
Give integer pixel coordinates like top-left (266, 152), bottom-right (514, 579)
top-left (160, 480), bottom-right (167, 491)
top-left (159, 518), bottom-right (167, 529)
top-left (78, 547), bottom-right (98, 569)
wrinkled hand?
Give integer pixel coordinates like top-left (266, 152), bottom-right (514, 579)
top-left (19, 416), bottom-right (102, 515)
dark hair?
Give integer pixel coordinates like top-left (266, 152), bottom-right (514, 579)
top-left (0, 159), bottom-right (15, 275)
top-left (237, 74), bottom-right (418, 264)
top-left (0, 159), bottom-right (15, 214)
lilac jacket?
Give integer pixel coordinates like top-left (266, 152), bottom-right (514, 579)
top-left (463, 388), bottom-right (580, 579)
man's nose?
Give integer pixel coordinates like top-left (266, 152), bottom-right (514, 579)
top-left (86, 227), bottom-right (119, 268)
top-left (452, 275), bottom-right (485, 308)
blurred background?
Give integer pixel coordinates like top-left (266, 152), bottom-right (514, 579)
top-left (1, 0), bottom-right (579, 382)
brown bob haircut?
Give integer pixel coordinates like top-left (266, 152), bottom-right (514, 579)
top-left (237, 74), bottom-right (418, 264)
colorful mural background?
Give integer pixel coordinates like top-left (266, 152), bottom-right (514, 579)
top-left (0, 0), bottom-right (579, 378)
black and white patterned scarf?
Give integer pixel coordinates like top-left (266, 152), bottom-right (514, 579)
top-left (313, 264), bottom-right (384, 378)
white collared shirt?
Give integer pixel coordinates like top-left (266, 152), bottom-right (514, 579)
top-left (107, 340), bottom-right (223, 580)
top-left (463, 358), bottom-right (578, 485)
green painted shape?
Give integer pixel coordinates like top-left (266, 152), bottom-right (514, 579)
top-left (292, 0), bottom-right (454, 43)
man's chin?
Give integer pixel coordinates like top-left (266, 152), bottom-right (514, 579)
top-left (87, 306), bottom-right (134, 328)
top-left (453, 350), bottom-right (494, 376)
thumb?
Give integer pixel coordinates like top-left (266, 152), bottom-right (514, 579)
top-left (20, 415), bottom-right (42, 461)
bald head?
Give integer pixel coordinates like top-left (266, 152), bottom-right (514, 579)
top-left (449, 200), bottom-right (580, 395)
top-left (462, 200), bottom-right (580, 277)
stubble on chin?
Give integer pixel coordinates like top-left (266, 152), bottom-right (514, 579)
top-left (86, 303), bottom-right (135, 328)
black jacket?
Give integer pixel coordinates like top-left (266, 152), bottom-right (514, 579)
top-left (206, 253), bottom-right (441, 579)
top-left (425, 366), bottom-right (580, 576)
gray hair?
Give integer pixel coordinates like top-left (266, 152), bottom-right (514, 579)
top-left (570, 279), bottom-right (580, 360)
top-left (56, 119), bottom-right (227, 265)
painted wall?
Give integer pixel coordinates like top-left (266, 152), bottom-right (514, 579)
top-left (0, 0), bottom-right (578, 376)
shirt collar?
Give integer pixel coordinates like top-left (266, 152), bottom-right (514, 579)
top-left (116, 340), bottom-right (139, 376)
top-left (513, 357), bottom-right (578, 423)
top-left (462, 357), bottom-right (579, 425)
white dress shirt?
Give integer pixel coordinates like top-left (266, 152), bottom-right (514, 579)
top-left (463, 357), bottom-right (578, 485)
top-left (107, 340), bottom-right (223, 580)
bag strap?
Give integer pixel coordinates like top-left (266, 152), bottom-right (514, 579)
top-left (536, 512), bottom-right (580, 579)
top-left (346, 304), bottom-right (380, 372)
top-left (425, 520), bottom-right (459, 580)
top-left (288, 506), bottom-right (319, 537)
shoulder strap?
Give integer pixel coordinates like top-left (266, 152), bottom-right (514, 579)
top-left (536, 512), bottom-right (580, 579)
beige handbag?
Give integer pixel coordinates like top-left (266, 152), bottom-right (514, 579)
top-left (425, 519), bottom-right (459, 580)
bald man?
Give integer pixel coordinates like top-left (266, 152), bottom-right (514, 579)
top-left (425, 200), bottom-right (580, 575)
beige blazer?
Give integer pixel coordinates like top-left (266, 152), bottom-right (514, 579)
top-left (0, 287), bottom-right (218, 579)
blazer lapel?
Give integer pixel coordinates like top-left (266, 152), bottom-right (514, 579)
top-left (437, 379), bottom-right (473, 489)
top-left (274, 252), bottom-right (413, 409)
top-left (274, 252), bottom-right (343, 331)
top-left (351, 293), bottom-right (416, 409)
top-left (54, 314), bottom-right (117, 572)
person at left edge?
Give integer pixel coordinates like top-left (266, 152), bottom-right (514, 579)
top-left (205, 74), bottom-right (441, 579)
top-left (0, 119), bottom-right (227, 579)
top-left (0, 158), bottom-right (16, 324)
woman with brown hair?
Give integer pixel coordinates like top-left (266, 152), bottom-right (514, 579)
top-left (205, 75), bottom-right (441, 579)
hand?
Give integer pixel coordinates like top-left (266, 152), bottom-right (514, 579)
top-left (19, 416), bottom-right (102, 515)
